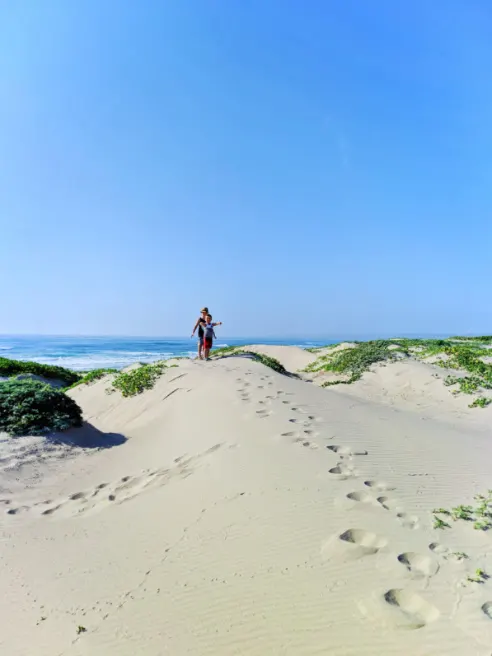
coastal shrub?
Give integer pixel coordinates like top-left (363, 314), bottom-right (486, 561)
top-left (111, 362), bottom-right (167, 397)
top-left (0, 378), bottom-right (83, 436)
top-left (0, 357), bottom-right (80, 386)
top-left (68, 368), bottom-right (117, 390)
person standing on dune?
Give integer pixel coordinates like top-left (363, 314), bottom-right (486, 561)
top-left (191, 307), bottom-right (209, 360)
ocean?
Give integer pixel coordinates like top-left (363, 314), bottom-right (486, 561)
top-left (0, 335), bottom-right (332, 371)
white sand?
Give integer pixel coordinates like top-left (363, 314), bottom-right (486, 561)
top-left (1, 352), bottom-right (492, 655)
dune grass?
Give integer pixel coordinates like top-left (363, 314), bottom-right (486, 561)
top-left (0, 357), bottom-right (80, 386)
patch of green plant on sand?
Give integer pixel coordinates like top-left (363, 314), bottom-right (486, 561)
top-left (467, 569), bottom-right (489, 584)
top-left (239, 351), bottom-right (287, 374)
top-left (67, 368), bottom-right (117, 390)
top-left (209, 346), bottom-right (241, 358)
top-left (432, 490), bottom-right (492, 535)
top-left (305, 340), bottom-right (398, 384)
top-left (210, 348), bottom-right (287, 375)
top-left (451, 335), bottom-right (492, 345)
top-left (0, 357), bottom-right (80, 386)
top-left (303, 337), bottom-right (492, 405)
top-left (0, 378), bottom-right (83, 436)
top-left (111, 362), bottom-right (167, 397)
top-left (468, 397), bottom-right (492, 408)
top-left (305, 343), bottom-right (341, 353)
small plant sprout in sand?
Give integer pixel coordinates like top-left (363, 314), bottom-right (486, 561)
top-left (469, 397), bottom-right (492, 408)
top-left (474, 521), bottom-right (490, 531)
top-left (433, 516), bottom-right (451, 529)
top-left (431, 490), bottom-right (492, 534)
top-left (467, 569), bottom-right (489, 584)
top-left (451, 505), bottom-right (474, 521)
top-left (449, 552), bottom-right (468, 561)
top-left (76, 625), bottom-right (87, 634)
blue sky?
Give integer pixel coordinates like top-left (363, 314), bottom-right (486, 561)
top-left (1, 1), bottom-right (491, 337)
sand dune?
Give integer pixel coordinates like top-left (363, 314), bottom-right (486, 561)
top-left (1, 351), bottom-right (492, 655)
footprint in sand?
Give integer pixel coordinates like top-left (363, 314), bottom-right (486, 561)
top-left (339, 528), bottom-right (387, 556)
top-left (397, 552), bottom-right (439, 578)
top-left (92, 483), bottom-right (108, 497)
top-left (289, 419), bottom-right (312, 428)
top-left (327, 445), bottom-right (368, 456)
top-left (42, 504), bottom-right (62, 516)
top-left (69, 492), bottom-right (86, 501)
top-left (329, 464), bottom-right (357, 479)
top-left (256, 410), bottom-right (272, 419)
top-left (428, 542), bottom-right (448, 556)
top-left (364, 480), bottom-right (396, 492)
top-left (397, 512), bottom-right (419, 530)
top-left (383, 589), bottom-right (439, 629)
top-left (301, 441), bottom-right (318, 449)
top-left (346, 491), bottom-right (374, 504)
top-left (482, 602), bottom-right (492, 620)
top-left (376, 496), bottom-right (400, 511)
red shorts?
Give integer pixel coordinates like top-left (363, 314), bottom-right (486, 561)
top-left (204, 337), bottom-right (213, 349)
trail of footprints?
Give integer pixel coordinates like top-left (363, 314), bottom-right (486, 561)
top-left (3, 445), bottom-right (223, 519)
top-left (4, 370), bottom-right (488, 633)
top-left (236, 371), bottom-right (490, 632)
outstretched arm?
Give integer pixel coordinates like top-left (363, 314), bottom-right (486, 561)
top-left (212, 321), bottom-right (222, 327)
top-left (191, 318), bottom-right (201, 337)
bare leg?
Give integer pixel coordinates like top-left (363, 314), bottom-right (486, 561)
top-left (197, 340), bottom-right (203, 360)
top-left (204, 347), bottom-right (210, 360)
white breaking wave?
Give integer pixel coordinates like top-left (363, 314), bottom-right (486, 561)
top-left (28, 351), bottom-right (189, 372)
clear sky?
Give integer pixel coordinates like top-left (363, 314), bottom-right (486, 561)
top-left (1, 1), bottom-right (491, 338)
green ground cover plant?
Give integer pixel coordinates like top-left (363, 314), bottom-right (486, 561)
top-left (210, 348), bottom-right (287, 375)
top-left (68, 368), bottom-right (117, 390)
top-left (451, 335), bottom-right (492, 344)
top-left (432, 490), bottom-right (492, 533)
top-left (469, 397), bottom-right (492, 408)
top-left (303, 338), bottom-right (492, 406)
top-left (111, 363), bottom-right (167, 397)
top-left (0, 378), bottom-right (83, 436)
top-left (0, 357), bottom-right (80, 386)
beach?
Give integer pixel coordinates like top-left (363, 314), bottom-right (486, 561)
top-left (1, 344), bottom-right (492, 655)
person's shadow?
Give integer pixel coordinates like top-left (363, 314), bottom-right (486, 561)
top-left (47, 422), bottom-right (127, 449)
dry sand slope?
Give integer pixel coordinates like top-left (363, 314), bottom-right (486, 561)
top-left (1, 352), bottom-right (492, 655)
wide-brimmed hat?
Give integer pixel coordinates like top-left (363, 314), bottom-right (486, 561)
top-left (200, 307), bottom-right (209, 313)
